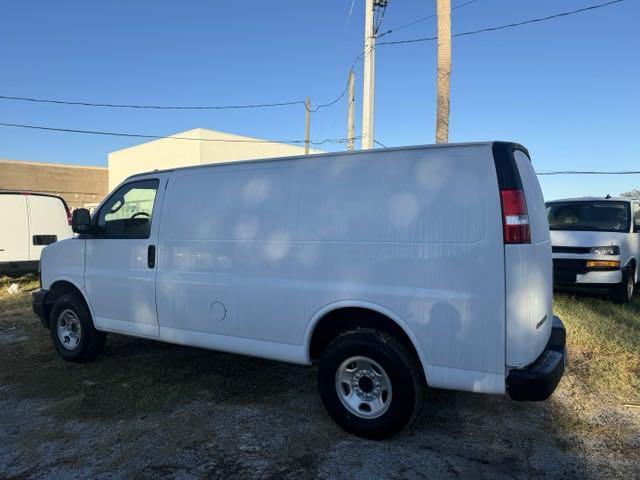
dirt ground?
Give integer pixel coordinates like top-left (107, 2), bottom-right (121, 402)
top-left (1, 281), bottom-right (638, 479)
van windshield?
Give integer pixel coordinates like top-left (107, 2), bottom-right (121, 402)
top-left (546, 201), bottom-right (630, 232)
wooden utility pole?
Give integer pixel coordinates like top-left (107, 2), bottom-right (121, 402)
top-left (304, 97), bottom-right (311, 154)
top-left (347, 70), bottom-right (355, 151)
top-left (435, 0), bottom-right (451, 143)
top-left (361, 0), bottom-right (376, 150)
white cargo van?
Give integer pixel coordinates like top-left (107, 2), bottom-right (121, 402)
top-left (0, 192), bottom-right (72, 276)
top-left (546, 196), bottom-right (640, 303)
top-left (33, 142), bottom-right (566, 438)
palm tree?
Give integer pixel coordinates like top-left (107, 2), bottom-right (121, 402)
top-left (435, 0), bottom-right (451, 144)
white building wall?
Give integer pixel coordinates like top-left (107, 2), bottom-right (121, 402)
top-left (108, 128), bottom-right (322, 191)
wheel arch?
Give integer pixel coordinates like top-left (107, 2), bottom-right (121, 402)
top-left (305, 301), bottom-right (426, 380)
top-left (626, 257), bottom-right (636, 271)
top-left (43, 279), bottom-right (92, 328)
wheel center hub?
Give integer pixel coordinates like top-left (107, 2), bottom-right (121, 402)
top-left (352, 369), bottom-right (380, 400)
top-left (358, 376), bottom-right (374, 393)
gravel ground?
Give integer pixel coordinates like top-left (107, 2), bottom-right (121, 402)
top-left (0, 289), bottom-right (638, 479)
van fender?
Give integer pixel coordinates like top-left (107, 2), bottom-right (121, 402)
top-left (303, 299), bottom-right (427, 370)
top-left (46, 276), bottom-right (96, 325)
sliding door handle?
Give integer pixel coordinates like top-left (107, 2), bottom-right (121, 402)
top-left (148, 245), bottom-right (156, 269)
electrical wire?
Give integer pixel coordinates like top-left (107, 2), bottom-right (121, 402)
top-left (0, 95), bottom-right (306, 110)
top-left (2, 120), bottom-right (637, 169)
top-left (0, 0), bottom-right (623, 116)
top-left (373, 1), bottom-right (389, 36)
top-left (377, 0), bottom-right (625, 46)
top-left (376, 0), bottom-right (481, 39)
top-left (0, 121), bottom-right (358, 146)
top-left (308, 44), bottom-right (374, 112)
top-left (537, 170), bottom-right (640, 176)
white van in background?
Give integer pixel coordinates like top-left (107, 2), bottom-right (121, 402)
top-left (33, 142), bottom-right (566, 438)
top-left (547, 197), bottom-right (640, 303)
top-left (0, 192), bottom-right (73, 276)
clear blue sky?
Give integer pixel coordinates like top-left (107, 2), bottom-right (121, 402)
top-left (0, 1), bottom-right (637, 200)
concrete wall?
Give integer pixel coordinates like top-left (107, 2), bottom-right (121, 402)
top-left (108, 129), bottom-right (202, 191)
top-left (0, 159), bottom-right (108, 210)
top-left (108, 128), bottom-right (322, 190)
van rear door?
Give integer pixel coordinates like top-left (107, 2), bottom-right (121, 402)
top-left (495, 144), bottom-right (553, 368)
top-left (27, 195), bottom-right (72, 261)
top-left (0, 194), bottom-right (29, 263)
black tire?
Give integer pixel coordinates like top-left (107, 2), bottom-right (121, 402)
top-left (318, 329), bottom-right (423, 439)
top-left (612, 266), bottom-right (635, 304)
top-left (49, 292), bottom-right (106, 362)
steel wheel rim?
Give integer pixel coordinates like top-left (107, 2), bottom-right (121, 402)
top-left (56, 309), bottom-right (82, 350)
top-left (335, 356), bottom-right (392, 419)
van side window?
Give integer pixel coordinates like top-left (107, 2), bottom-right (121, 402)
top-left (635, 203), bottom-right (640, 231)
top-left (96, 179), bottom-right (159, 238)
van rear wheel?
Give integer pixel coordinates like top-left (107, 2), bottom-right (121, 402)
top-left (317, 329), bottom-right (423, 439)
top-left (49, 292), bottom-right (106, 362)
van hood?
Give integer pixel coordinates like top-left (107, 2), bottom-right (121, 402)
top-left (550, 230), bottom-right (627, 248)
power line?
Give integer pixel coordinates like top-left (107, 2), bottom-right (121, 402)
top-left (537, 170), bottom-right (640, 176)
top-left (0, 121), bottom-right (358, 146)
top-left (308, 44), bottom-right (374, 112)
top-left (0, 95), bottom-right (307, 111)
top-left (0, 1), bottom-right (623, 116)
top-left (376, 0), bottom-right (481, 39)
top-left (377, 0), bottom-right (625, 46)
top-left (0, 85), bottom-right (354, 113)
top-left (373, 0), bottom-right (389, 36)
top-left (1, 119), bottom-right (636, 168)
top-left (0, 86), bottom-right (351, 115)
top-left (373, 139), bottom-right (388, 148)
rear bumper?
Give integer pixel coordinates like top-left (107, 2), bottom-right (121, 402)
top-left (506, 316), bottom-right (566, 401)
top-left (32, 288), bottom-right (49, 328)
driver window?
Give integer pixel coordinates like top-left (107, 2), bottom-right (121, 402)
top-left (635, 203), bottom-right (640, 230)
top-left (97, 179), bottom-right (159, 237)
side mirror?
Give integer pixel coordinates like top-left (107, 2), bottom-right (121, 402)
top-left (71, 208), bottom-right (93, 234)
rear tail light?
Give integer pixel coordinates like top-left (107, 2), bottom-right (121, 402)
top-left (500, 189), bottom-right (531, 244)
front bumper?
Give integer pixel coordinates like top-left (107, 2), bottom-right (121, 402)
top-left (32, 288), bottom-right (49, 328)
top-left (553, 258), bottom-right (621, 286)
top-left (506, 316), bottom-right (567, 401)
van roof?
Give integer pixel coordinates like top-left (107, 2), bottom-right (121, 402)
top-left (546, 196), bottom-right (637, 204)
top-left (0, 190), bottom-right (70, 210)
top-left (125, 141), bottom-right (526, 181)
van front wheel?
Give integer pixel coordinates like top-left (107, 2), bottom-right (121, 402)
top-left (49, 292), bottom-right (106, 362)
top-left (317, 329), bottom-right (423, 439)
top-left (612, 267), bottom-right (635, 304)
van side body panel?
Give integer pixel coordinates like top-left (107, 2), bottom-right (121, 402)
top-left (156, 144), bottom-right (507, 394)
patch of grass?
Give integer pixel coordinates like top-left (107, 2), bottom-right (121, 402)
top-left (554, 293), bottom-right (640, 405)
top-left (0, 275), bottom-right (39, 310)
